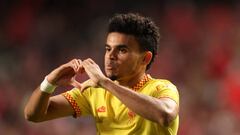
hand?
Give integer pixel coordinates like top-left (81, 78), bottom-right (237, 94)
top-left (80, 79), bottom-right (97, 92)
top-left (82, 58), bottom-right (107, 87)
top-left (46, 59), bottom-right (84, 89)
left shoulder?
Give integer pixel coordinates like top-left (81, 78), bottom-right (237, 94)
top-left (148, 78), bottom-right (178, 92)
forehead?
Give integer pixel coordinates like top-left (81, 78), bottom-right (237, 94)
top-left (106, 32), bottom-right (140, 49)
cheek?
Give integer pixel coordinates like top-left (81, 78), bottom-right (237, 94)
top-left (119, 55), bottom-right (141, 71)
top-left (118, 54), bottom-right (133, 65)
top-left (104, 53), bottom-right (108, 61)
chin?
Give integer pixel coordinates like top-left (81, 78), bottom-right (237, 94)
top-left (106, 73), bottom-right (118, 81)
top-left (109, 75), bottom-right (118, 81)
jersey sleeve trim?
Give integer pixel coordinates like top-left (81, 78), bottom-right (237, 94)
top-left (62, 92), bottom-right (81, 117)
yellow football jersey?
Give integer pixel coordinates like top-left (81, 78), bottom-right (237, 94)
top-left (62, 75), bottom-right (179, 135)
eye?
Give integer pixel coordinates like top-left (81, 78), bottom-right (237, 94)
top-left (119, 48), bottom-right (127, 53)
top-left (105, 46), bottom-right (111, 52)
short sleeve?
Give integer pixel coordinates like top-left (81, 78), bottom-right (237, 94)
top-left (62, 88), bottom-right (91, 118)
top-left (152, 80), bottom-right (179, 106)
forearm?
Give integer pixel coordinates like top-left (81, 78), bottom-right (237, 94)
top-left (24, 87), bottom-right (51, 122)
top-left (100, 78), bottom-right (177, 126)
top-left (24, 59), bottom-right (83, 122)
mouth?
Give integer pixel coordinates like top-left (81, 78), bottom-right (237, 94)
top-left (105, 62), bottom-right (118, 71)
top-left (106, 61), bottom-right (117, 68)
top-left (106, 65), bottom-right (115, 70)
top-left (105, 62), bottom-right (119, 80)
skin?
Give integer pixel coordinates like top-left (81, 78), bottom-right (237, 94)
top-left (24, 32), bottom-right (178, 126)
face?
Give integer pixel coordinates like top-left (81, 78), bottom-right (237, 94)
top-left (104, 32), bottom-right (146, 81)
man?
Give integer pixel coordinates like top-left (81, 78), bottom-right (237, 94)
top-left (24, 13), bottom-right (179, 135)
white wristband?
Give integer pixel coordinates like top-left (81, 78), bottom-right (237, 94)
top-left (40, 77), bottom-right (57, 94)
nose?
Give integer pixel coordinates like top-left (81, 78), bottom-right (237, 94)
top-left (107, 49), bottom-right (117, 60)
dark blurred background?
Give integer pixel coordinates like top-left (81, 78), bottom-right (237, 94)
top-left (0, 0), bottom-right (240, 135)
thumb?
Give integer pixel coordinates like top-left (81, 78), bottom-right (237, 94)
top-left (70, 79), bottom-right (82, 90)
top-left (81, 79), bottom-right (97, 92)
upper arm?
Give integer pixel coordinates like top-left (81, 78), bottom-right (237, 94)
top-left (157, 97), bottom-right (179, 122)
top-left (157, 98), bottom-right (179, 126)
top-left (43, 94), bottom-right (75, 121)
top-left (153, 81), bottom-right (180, 125)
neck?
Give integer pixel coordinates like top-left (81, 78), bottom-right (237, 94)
top-left (117, 72), bottom-right (146, 88)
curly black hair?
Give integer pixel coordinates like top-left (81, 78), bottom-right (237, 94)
top-left (108, 13), bottom-right (160, 70)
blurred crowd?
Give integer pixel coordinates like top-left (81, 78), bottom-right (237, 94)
top-left (0, 0), bottom-right (240, 135)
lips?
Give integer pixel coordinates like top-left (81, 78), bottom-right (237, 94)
top-left (105, 62), bottom-right (117, 70)
top-left (106, 65), bottom-right (115, 70)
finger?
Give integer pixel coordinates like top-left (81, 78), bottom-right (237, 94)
top-left (83, 59), bottom-right (90, 65)
top-left (72, 59), bottom-right (83, 73)
top-left (77, 59), bottom-right (85, 73)
top-left (70, 59), bottom-right (78, 73)
top-left (82, 60), bottom-right (90, 69)
top-left (74, 59), bottom-right (80, 73)
top-left (86, 58), bottom-right (96, 64)
top-left (82, 62), bottom-right (93, 76)
top-left (84, 58), bottom-right (94, 65)
top-left (86, 58), bottom-right (94, 63)
top-left (76, 59), bottom-right (82, 66)
top-left (82, 59), bottom-right (96, 70)
top-left (82, 60), bottom-right (100, 76)
top-left (74, 59), bottom-right (81, 71)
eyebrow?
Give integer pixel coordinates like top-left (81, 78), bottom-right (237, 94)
top-left (105, 44), bottom-right (129, 49)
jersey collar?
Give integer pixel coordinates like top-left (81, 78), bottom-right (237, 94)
top-left (131, 74), bottom-right (151, 91)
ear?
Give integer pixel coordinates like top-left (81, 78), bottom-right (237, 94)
top-left (143, 51), bottom-right (152, 65)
